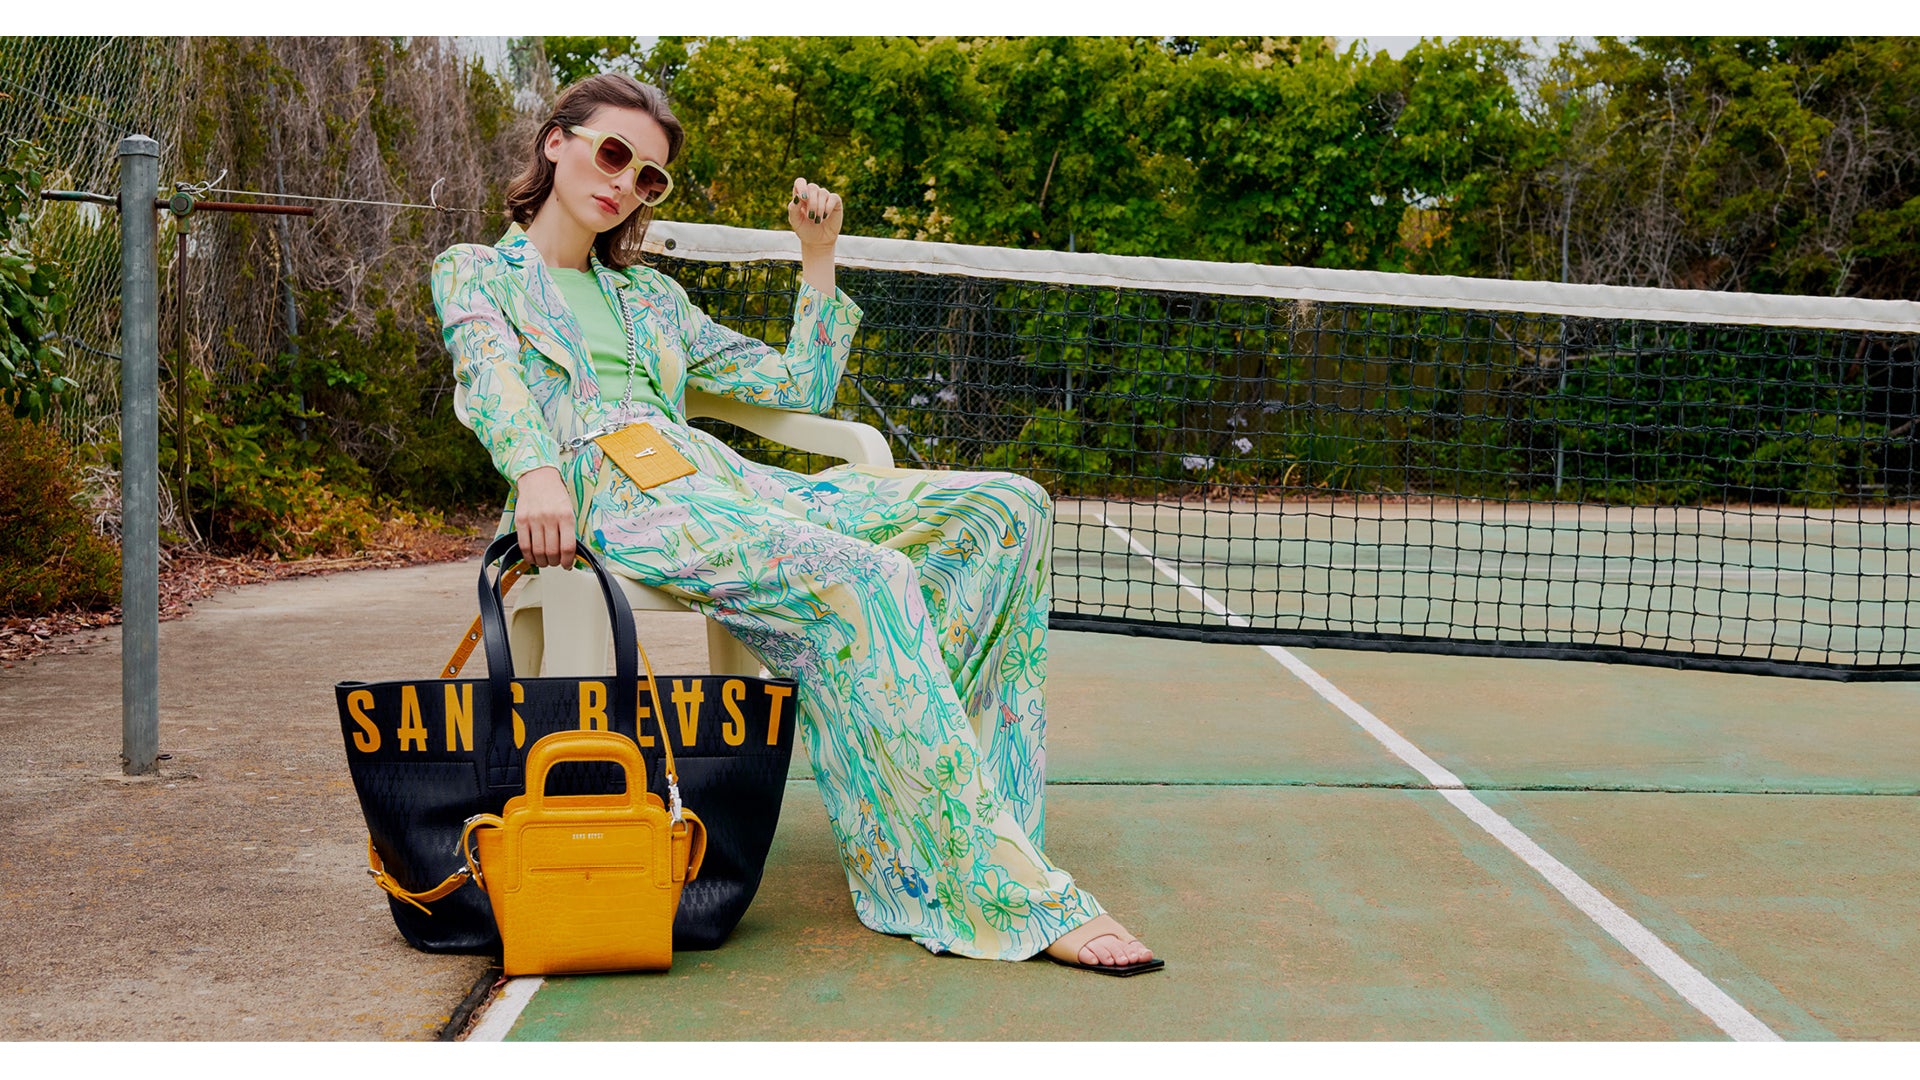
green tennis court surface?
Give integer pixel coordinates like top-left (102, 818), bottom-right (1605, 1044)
top-left (1055, 500), bottom-right (1919, 666)
top-left (475, 512), bottom-right (1920, 1040)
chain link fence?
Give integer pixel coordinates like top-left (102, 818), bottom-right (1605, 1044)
top-left (1, 36), bottom-right (549, 535)
top-left (2, 36), bottom-right (190, 446)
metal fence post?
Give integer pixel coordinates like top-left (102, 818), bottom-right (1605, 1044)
top-left (118, 134), bottom-right (160, 776)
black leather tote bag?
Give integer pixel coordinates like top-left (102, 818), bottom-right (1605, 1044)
top-left (335, 534), bottom-right (799, 954)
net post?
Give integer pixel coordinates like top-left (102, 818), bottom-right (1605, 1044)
top-left (118, 133), bottom-right (161, 777)
top-left (1553, 314), bottom-right (1569, 497)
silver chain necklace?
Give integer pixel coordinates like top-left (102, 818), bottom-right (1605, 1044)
top-left (613, 285), bottom-right (643, 412)
top-left (558, 277), bottom-right (648, 455)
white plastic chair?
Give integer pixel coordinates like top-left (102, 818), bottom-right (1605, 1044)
top-left (504, 387), bottom-right (895, 678)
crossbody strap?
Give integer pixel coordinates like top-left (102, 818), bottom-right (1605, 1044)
top-left (365, 836), bottom-right (471, 914)
top-left (439, 560), bottom-right (529, 679)
top-left (459, 813), bottom-right (506, 887)
top-left (632, 630), bottom-right (685, 823)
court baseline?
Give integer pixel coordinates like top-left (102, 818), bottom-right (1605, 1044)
top-left (466, 975), bottom-right (542, 1041)
top-left (1093, 509), bottom-right (1784, 1043)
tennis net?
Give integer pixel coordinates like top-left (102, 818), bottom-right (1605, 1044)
top-left (646, 222), bottom-right (1920, 680)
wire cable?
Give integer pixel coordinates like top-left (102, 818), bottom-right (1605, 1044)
top-left (198, 176), bottom-right (492, 215)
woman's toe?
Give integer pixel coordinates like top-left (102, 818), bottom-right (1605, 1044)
top-left (1048, 916), bottom-right (1158, 968)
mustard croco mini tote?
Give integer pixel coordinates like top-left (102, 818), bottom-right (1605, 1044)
top-left (461, 721), bottom-right (707, 976)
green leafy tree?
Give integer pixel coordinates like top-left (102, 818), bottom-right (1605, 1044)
top-left (0, 137), bottom-right (77, 421)
top-left (1492, 37), bottom-right (1920, 296)
top-left (1385, 37), bottom-right (1540, 276)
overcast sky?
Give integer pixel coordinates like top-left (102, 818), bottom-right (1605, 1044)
top-left (1337, 36), bottom-right (1425, 57)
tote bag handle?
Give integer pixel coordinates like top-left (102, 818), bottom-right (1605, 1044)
top-left (470, 535), bottom-right (685, 814)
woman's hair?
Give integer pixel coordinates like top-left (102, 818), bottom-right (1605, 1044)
top-left (504, 73), bottom-right (686, 271)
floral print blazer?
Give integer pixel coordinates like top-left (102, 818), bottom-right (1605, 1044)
top-left (428, 220), bottom-right (864, 533)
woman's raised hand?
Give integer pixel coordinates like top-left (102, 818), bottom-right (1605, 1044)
top-left (788, 178), bottom-right (843, 249)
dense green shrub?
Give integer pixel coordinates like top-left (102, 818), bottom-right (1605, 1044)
top-left (981, 407), bottom-right (1110, 492)
top-left (290, 284), bottom-right (502, 510)
top-left (0, 411), bottom-right (119, 614)
top-left (157, 360), bottom-right (381, 558)
top-left (1738, 417), bottom-right (1882, 509)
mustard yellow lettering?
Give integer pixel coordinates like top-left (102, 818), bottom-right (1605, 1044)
top-left (347, 690), bottom-right (380, 753)
top-left (397, 686), bottom-right (429, 752)
top-left (443, 683), bottom-right (474, 752)
top-left (765, 684), bottom-right (794, 746)
top-left (673, 680), bottom-right (704, 748)
top-left (721, 679), bottom-right (747, 747)
top-left (579, 681), bottom-right (608, 731)
top-left (634, 680), bottom-right (655, 747)
top-left (511, 681), bottom-right (525, 749)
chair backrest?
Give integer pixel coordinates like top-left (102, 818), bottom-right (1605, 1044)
top-left (682, 389), bottom-right (893, 468)
top-left (452, 384), bottom-right (892, 468)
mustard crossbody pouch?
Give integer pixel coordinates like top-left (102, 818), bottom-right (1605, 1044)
top-left (594, 422), bottom-right (697, 489)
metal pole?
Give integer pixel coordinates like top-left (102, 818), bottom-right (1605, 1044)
top-left (269, 80), bottom-right (304, 440)
top-left (1553, 228), bottom-right (1573, 497)
top-left (172, 215), bottom-right (190, 525)
top-left (119, 134), bottom-right (160, 776)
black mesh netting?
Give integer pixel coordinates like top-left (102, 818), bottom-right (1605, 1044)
top-left (658, 254), bottom-right (1920, 680)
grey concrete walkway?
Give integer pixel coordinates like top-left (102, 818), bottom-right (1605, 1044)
top-left (0, 559), bottom-right (712, 1040)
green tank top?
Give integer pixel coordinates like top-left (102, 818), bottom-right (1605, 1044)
top-left (548, 267), bottom-right (672, 414)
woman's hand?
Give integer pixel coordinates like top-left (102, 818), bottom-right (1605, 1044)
top-left (513, 465), bottom-right (576, 569)
top-left (788, 177), bottom-right (843, 250)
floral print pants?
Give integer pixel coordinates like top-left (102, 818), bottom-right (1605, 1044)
top-left (561, 408), bottom-right (1105, 960)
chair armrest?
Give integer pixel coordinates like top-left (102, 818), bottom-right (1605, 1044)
top-left (684, 388), bottom-right (894, 468)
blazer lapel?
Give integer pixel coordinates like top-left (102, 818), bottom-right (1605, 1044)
top-left (492, 223), bottom-right (590, 385)
top-left (617, 266), bottom-right (684, 411)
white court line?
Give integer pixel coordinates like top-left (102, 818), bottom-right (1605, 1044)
top-left (463, 976), bottom-right (543, 1041)
top-left (1093, 510), bottom-right (1784, 1042)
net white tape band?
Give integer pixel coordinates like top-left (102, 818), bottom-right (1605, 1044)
top-left (643, 220), bottom-right (1920, 335)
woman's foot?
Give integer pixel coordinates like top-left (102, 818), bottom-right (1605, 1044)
top-left (1043, 914), bottom-right (1160, 973)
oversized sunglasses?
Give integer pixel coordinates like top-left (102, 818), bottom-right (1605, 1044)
top-left (567, 124), bottom-right (674, 207)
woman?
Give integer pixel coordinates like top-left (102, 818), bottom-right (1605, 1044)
top-left (429, 72), bottom-right (1158, 975)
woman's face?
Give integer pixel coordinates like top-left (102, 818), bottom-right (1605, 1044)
top-left (542, 104), bottom-right (673, 231)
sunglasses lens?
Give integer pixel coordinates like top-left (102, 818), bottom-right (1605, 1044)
top-left (637, 164), bottom-right (669, 191)
top-left (593, 137), bottom-right (632, 175)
